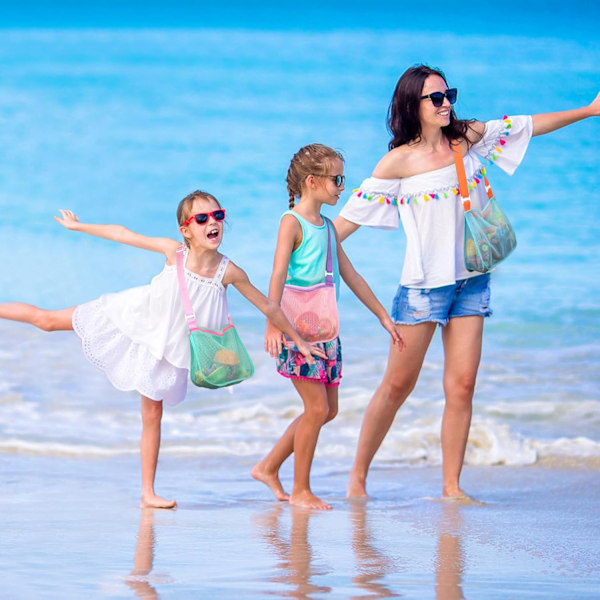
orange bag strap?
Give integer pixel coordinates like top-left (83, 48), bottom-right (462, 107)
top-left (452, 143), bottom-right (493, 212)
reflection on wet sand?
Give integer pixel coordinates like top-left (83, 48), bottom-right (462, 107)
top-left (255, 500), bottom-right (468, 600)
top-left (124, 509), bottom-right (173, 599)
top-left (434, 503), bottom-right (466, 600)
top-left (254, 503), bottom-right (332, 598)
top-left (349, 502), bottom-right (401, 599)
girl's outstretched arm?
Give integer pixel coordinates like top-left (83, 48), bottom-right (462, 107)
top-left (224, 262), bottom-right (326, 363)
top-left (337, 239), bottom-right (406, 350)
top-left (54, 210), bottom-right (179, 256)
top-left (532, 91), bottom-right (600, 137)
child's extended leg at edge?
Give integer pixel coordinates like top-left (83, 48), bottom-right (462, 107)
top-left (0, 302), bottom-right (176, 509)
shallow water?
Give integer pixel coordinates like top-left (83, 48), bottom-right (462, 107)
top-left (0, 22), bottom-right (599, 470)
top-left (2, 455), bottom-right (599, 599)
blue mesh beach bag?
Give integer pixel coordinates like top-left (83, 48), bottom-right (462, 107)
top-left (176, 246), bottom-right (254, 389)
top-left (453, 145), bottom-right (517, 273)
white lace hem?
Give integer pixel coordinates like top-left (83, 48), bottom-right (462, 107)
top-left (73, 300), bottom-right (188, 406)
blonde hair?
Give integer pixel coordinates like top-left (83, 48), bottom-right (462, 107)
top-left (176, 190), bottom-right (222, 226)
top-left (286, 144), bottom-right (344, 209)
top-left (177, 190), bottom-right (222, 247)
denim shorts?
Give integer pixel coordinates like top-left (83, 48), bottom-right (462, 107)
top-left (391, 274), bottom-right (492, 326)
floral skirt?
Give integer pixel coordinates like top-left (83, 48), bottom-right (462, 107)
top-left (276, 337), bottom-right (342, 386)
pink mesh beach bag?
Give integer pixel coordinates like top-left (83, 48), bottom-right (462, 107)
top-left (280, 218), bottom-right (339, 344)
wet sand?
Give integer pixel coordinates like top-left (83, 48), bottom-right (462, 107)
top-left (2, 454), bottom-right (599, 599)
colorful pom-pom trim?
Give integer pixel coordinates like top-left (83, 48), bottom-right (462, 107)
top-left (486, 115), bottom-right (511, 165)
top-left (353, 115), bottom-right (512, 207)
top-left (353, 164), bottom-right (490, 207)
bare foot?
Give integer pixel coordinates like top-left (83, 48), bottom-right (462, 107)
top-left (289, 490), bottom-right (332, 510)
top-left (251, 463), bottom-right (290, 501)
top-left (441, 489), bottom-right (484, 505)
top-left (140, 493), bottom-right (177, 509)
top-left (346, 472), bottom-right (369, 499)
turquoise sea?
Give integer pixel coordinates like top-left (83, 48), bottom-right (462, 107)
top-left (0, 3), bottom-right (599, 598)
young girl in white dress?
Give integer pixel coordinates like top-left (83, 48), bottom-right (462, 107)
top-left (0, 190), bottom-right (322, 509)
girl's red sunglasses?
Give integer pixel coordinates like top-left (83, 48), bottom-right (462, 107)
top-left (182, 209), bottom-right (226, 227)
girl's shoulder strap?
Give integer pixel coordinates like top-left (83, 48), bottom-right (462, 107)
top-left (214, 254), bottom-right (229, 285)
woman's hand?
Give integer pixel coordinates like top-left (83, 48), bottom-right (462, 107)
top-left (54, 209), bottom-right (81, 230)
top-left (381, 315), bottom-right (407, 351)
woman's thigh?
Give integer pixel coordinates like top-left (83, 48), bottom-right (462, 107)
top-left (441, 316), bottom-right (485, 389)
top-left (382, 322), bottom-right (437, 391)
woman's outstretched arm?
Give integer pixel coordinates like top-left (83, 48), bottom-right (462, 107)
top-left (333, 216), bottom-right (360, 242)
top-left (532, 91), bottom-right (600, 137)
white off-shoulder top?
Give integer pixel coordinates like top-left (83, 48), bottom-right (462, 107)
top-left (339, 115), bottom-right (533, 288)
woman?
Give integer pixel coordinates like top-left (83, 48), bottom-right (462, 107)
top-left (335, 65), bottom-right (600, 500)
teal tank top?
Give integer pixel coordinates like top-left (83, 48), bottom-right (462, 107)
top-left (283, 211), bottom-right (340, 300)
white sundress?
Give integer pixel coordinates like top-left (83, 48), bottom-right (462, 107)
top-left (339, 115), bottom-right (533, 289)
top-left (72, 248), bottom-right (230, 406)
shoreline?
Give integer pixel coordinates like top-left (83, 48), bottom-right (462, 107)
top-left (2, 454), bottom-right (599, 599)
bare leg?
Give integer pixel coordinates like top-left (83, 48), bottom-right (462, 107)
top-left (440, 316), bottom-right (484, 499)
top-left (251, 414), bottom-right (299, 501)
top-left (0, 303), bottom-right (75, 331)
top-left (289, 380), bottom-right (333, 510)
top-left (252, 385), bottom-right (338, 502)
top-left (140, 396), bottom-right (176, 509)
top-left (347, 322), bottom-right (437, 498)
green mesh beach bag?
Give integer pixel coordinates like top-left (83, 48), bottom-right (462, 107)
top-left (453, 145), bottom-right (517, 273)
top-left (188, 321), bottom-right (254, 389)
top-left (176, 245), bottom-right (254, 389)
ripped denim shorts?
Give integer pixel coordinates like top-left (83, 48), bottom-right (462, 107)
top-left (391, 274), bottom-right (492, 326)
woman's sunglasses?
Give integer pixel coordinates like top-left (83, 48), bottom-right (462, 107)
top-left (420, 88), bottom-right (458, 107)
top-left (313, 174), bottom-right (345, 188)
top-left (182, 209), bottom-right (226, 227)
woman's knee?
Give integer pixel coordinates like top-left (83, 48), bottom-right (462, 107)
top-left (381, 374), bottom-right (417, 409)
top-left (444, 373), bottom-right (477, 404)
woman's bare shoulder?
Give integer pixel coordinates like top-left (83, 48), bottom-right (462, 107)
top-left (372, 146), bottom-right (412, 179)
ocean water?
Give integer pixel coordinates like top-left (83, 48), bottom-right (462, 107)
top-left (0, 19), bottom-right (599, 476)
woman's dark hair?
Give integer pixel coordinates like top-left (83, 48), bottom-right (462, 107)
top-left (387, 65), bottom-right (475, 150)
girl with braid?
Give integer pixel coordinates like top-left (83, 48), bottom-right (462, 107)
top-left (252, 143), bottom-right (406, 510)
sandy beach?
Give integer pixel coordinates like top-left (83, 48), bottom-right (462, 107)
top-left (1, 14), bottom-right (599, 600)
top-left (2, 454), bottom-right (598, 599)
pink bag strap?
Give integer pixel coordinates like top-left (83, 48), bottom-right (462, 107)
top-left (324, 217), bottom-right (334, 286)
top-left (176, 245), bottom-right (198, 332)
